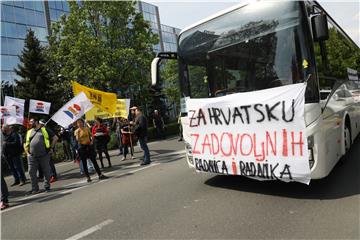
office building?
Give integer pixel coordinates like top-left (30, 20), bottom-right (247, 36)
top-left (1, 1), bottom-right (180, 85)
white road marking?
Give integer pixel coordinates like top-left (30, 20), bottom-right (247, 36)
top-left (1, 203), bottom-right (31, 213)
top-left (65, 219), bottom-right (114, 240)
top-left (12, 191), bottom-right (47, 202)
top-left (129, 163), bottom-right (160, 173)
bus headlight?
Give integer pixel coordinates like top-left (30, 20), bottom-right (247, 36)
top-left (185, 142), bottom-right (192, 155)
top-left (307, 136), bottom-right (315, 169)
top-left (307, 135), bottom-right (314, 148)
top-left (185, 142), bottom-right (194, 166)
top-left (308, 148), bottom-right (315, 169)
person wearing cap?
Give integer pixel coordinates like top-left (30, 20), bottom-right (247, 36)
top-left (131, 106), bottom-right (151, 165)
top-left (24, 118), bottom-right (58, 194)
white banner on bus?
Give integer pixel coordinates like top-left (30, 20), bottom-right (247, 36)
top-left (183, 83), bottom-right (310, 184)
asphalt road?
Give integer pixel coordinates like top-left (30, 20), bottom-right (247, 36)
top-left (1, 136), bottom-right (359, 239)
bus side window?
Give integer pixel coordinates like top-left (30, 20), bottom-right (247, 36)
top-left (315, 18), bottom-right (359, 93)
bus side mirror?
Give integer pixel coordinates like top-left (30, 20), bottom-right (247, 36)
top-left (312, 14), bottom-right (329, 42)
top-left (151, 57), bottom-right (161, 86)
top-left (151, 52), bottom-right (178, 86)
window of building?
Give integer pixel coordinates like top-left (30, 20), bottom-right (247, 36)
top-left (3, 22), bottom-right (16, 38)
top-left (34, 1), bottom-right (44, 12)
top-left (50, 9), bottom-right (57, 21)
top-left (2, 1), bottom-right (13, 6)
top-left (35, 11), bottom-right (46, 27)
top-left (1, 37), bottom-right (8, 54)
top-left (13, 7), bottom-right (26, 24)
top-left (142, 3), bottom-right (149, 13)
top-left (48, 1), bottom-right (56, 9)
top-left (1, 71), bottom-right (13, 83)
top-left (55, 1), bottom-right (63, 10)
top-left (2, 5), bottom-right (15, 23)
top-left (0, 22), bottom-right (5, 37)
top-left (16, 24), bottom-right (27, 38)
top-left (13, 1), bottom-right (23, 8)
top-left (7, 38), bottom-right (24, 55)
top-left (1, 55), bottom-right (19, 71)
top-left (63, 1), bottom-right (70, 12)
top-left (23, 1), bottom-right (34, 10)
top-left (24, 9), bottom-right (37, 26)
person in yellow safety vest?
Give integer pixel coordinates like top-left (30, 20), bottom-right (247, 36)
top-left (24, 118), bottom-right (58, 195)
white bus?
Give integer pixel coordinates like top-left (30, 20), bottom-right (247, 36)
top-left (152, 0), bottom-right (360, 179)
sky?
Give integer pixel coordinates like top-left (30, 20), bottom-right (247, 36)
top-left (149, 0), bottom-right (360, 46)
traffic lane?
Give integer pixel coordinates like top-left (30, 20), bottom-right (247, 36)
top-left (1, 151), bottom-right (186, 240)
top-left (2, 137), bottom-right (358, 239)
top-left (92, 138), bottom-right (360, 239)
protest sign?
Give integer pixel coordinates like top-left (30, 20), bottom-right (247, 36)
top-left (183, 83), bottom-right (310, 184)
top-left (85, 99), bottom-right (130, 121)
top-left (51, 92), bottom-right (93, 128)
top-left (0, 106), bottom-right (17, 125)
top-left (72, 81), bottom-right (117, 114)
top-left (29, 99), bottom-right (51, 115)
top-left (4, 96), bottom-right (25, 125)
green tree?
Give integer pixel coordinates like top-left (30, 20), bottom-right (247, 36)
top-left (48, 1), bottom-right (158, 103)
top-left (162, 59), bottom-right (180, 106)
top-left (315, 27), bottom-right (360, 88)
top-left (14, 29), bottom-right (62, 114)
top-left (1, 81), bottom-right (15, 105)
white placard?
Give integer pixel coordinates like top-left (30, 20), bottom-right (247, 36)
top-left (0, 106), bottom-right (17, 125)
top-left (29, 99), bottom-right (51, 115)
top-left (4, 96), bottom-right (25, 125)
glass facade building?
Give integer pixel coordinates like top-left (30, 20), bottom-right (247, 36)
top-left (138, 1), bottom-right (180, 53)
top-left (1, 1), bottom-right (180, 85)
top-left (1, 0), bottom-right (70, 84)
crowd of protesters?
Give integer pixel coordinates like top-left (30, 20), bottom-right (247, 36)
top-left (1, 105), bottom-right (155, 210)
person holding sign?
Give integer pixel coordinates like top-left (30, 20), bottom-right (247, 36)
top-left (120, 118), bottom-right (134, 161)
top-left (74, 119), bottom-right (108, 182)
top-left (92, 117), bottom-right (112, 168)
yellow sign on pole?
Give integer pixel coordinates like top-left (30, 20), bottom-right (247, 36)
top-left (85, 99), bottom-right (130, 121)
top-left (72, 81), bottom-right (117, 114)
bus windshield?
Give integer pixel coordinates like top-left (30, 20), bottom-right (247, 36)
top-left (178, 1), bottom-right (314, 99)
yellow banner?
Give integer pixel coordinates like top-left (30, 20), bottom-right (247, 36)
top-left (85, 99), bottom-right (130, 121)
top-left (72, 81), bottom-right (117, 114)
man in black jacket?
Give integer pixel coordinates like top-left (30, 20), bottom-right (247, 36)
top-left (130, 106), bottom-right (151, 165)
top-left (2, 124), bottom-right (26, 186)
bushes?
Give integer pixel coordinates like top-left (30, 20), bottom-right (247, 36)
top-left (147, 121), bottom-right (179, 140)
top-left (49, 122), bottom-right (180, 161)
